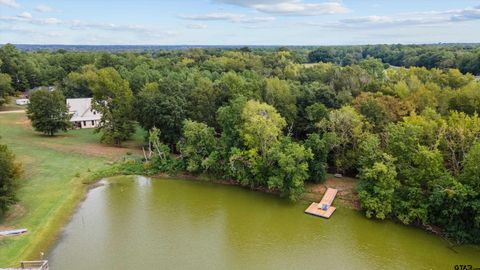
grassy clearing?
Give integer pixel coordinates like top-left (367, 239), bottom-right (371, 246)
top-left (0, 112), bottom-right (144, 267)
top-left (0, 97), bottom-right (26, 112)
top-left (303, 174), bottom-right (360, 209)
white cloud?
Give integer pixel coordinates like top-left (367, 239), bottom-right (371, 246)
top-left (0, 0), bottom-right (19, 8)
top-left (1, 14), bottom-right (62, 25)
top-left (41, 17), bottom-right (62, 25)
top-left (0, 25), bottom-right (38, 34)
top-left (18, 12), bottom-right (32, 19)
top-left (214, 0), bottom-right (349, 16)
top-left (186, 23), bottom-right (208, 29)
top-left (35, 4), bottom-right (54, 13)
top-left (0, 14), bottom-right (176, 39)
top-left (46, 32), bottom-right (62, 37)
top-left (179, 12), bottom-right (275, 23)
top-left (308, 6), bottom-right (480, 29)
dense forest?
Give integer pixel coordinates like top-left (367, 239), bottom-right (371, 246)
top-left (1, 43), bottom-right (480, 244)
top-left (308, 44), bottom-right (480, 75)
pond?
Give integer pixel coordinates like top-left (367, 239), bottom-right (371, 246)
top-left (48, 176), bottom-right (480, 270)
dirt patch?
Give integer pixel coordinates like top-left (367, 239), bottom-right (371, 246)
top-left (33, 140), bottom-right (142, 160)
top-left (303, 176), bottom-right (360, 209)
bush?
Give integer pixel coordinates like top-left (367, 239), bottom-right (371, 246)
top-left (0, 144), bottom-right (21, 214)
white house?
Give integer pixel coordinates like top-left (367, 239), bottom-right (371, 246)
top-left (67, 98), bottom-right (102, 129)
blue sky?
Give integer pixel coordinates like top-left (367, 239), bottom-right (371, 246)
top-left (0, 0), bottom-right (479, 45)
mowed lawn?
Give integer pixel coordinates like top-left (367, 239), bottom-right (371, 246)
top-left (0, 112), bottom-right (144, 267)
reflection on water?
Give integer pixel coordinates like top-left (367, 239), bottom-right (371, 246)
top-left (48, 176), bottom-right (480, 270)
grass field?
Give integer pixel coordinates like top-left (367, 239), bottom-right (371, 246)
top-left (0, 97), bottom-right (26, 112)
top-left (0, 112), bottom-right (144, 267)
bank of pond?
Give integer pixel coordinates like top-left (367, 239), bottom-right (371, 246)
top-left (48, 176), bottom-right (479, 270)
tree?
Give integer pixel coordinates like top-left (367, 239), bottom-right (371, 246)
top-left (0, 143), bottom-right (21, 214)
top-left (217, 96), bottom-right (247, 151)
top-left (359, 57), bottom-right (385, 81)
top-left (0, 73), bottom-right (13, 106)
top-left (135, 82), bottom-right (187, 146)
top-left (145, 127), bottom-right (180, 173)
top-left (449, 82), bottom-right (480, 115)
top-left (395, 147), bottom-right (452, 225)
top-left (27, 89), bottom-right (71, 136)
top-left (60, 65), bottom-right (97, 98)
top-left (459, 142), bottom-right (480, 191)
top-left (318, 106), bottom-right (367, 173)
top-left (358, 154), bottom-right (398, 219)
top-left (228, 100), bottom-right (288, 190)
top-left (188, 76), bottom-right (219, 127)
top-left (214, 71), bottom-right (248, 103)
top-left (268, 138), bottom-right (312, 201)
top-left (178, 120), bottom-right (219, 174)
top-left (303, 133), bottom-right (330, 183)
top-left (90, 67), bottom-right (135, 145)
top-left (308, 47), bottom-right (337, 63)
top-left (240, 100), bottom-right (287, 158)
top-left (428, 181), bottom-right (480, 243)
top-left (353, 92), bottom-right (412, 132)
top-left (440, 111), bottom-right (480, 175)
top-left (126, 63), bottom-right (161, 94)
top-left (0, 44), bottom-right (30, 91)
top-left (263, 77), bottom-right (297, 124)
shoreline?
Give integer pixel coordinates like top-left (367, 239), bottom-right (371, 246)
top-left (2, 170), bottom-right (467, 266)
top-left (33, 172), bottom-right (359, 265)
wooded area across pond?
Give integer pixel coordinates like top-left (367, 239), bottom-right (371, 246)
top-left (0, 43), bottom-right (479, 245)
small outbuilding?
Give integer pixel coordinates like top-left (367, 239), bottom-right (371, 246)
top-left (67, 98), bottom-right (101, 129)
top-left (15, 98), bottom-right (30, 105)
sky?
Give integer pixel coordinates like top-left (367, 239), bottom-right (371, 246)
top-left (0, 0), bottom-right (479, 45)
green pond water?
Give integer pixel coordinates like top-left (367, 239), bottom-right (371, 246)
top-left (48, 176), bottom-right (480, 270)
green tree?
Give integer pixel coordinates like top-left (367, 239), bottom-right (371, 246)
top-left (358, 154), bottom-right (398, 219)
top-left (188, 76), bottom-right (219, 127)
top-left (60, 65), bottom-right (97, 98)
top-left (90, 67), bottom-right (135, 145)
top-left (0, 44), bottom-right (30, 91)
top-left (229, 100), bottom-right (288, 190)
top-left (27, 89), bottom-right (71, 136)
top-left (0, 143), bottom-right (21, 214)
top-left (459, 142), bottom-right (480, 191)
top-left (449, 82), bottom-right (480, 115)
top-left (0, 73), bottom-right (13, 106)
top-left (428, 181), bottom-right (480, 243)
top-left (441, 111), bottom-right (480, 174)
top-left (318, 106), bottom-right (367, 173)
top-left (146, 127), bottom-right (181, 173)
top-left (240, 100), bottom-right (287, 157)
top-left (303, 133), bottom-right (330, 183)
top-left (263, 77), bottom-right (297, 124)
top-left (178, 120), bottom-right (219, 174)
top-left (268, 138), bottom-right (313, 201)
top-left (134, 82), bottom-right (187, 146)
top-left (217, 96), bottom-right (247, 151)
top-left (359, 57), bottom-right (385, 81)
top-left (215, 71), bottom-right (248, 103)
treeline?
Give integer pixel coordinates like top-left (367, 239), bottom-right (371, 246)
top-left (308, 44), bottom-right (480, 75)
top-left (1, 44), bottom-right (479, 243)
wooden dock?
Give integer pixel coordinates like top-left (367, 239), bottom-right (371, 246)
top-left (304, 188), bottom-right (338, 218)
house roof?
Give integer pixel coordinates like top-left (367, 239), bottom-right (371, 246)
top-left (67, 98), bottom-right (102, 122)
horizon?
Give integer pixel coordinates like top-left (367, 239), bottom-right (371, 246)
top-left (6, 42), bottom-right (480, 47)
top-left (1, 0), bottom-right (480, 45)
